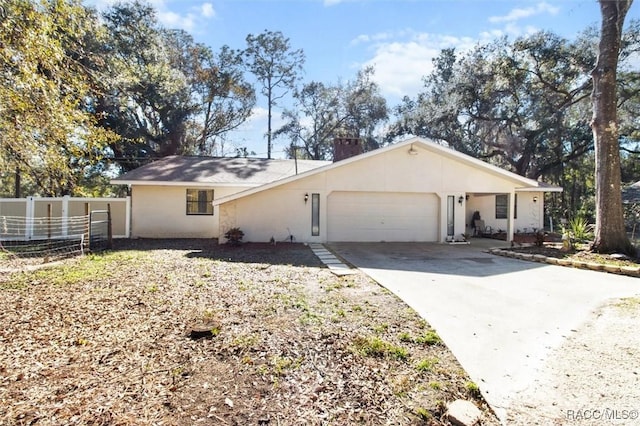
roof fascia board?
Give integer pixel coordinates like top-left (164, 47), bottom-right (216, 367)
top-left (516, 187), bottom-right (563, 193)
top-left (110, 180), bottom-right (259, 188)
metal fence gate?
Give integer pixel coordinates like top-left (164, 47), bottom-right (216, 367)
top-left (89, 209), bottom-right (112, 252)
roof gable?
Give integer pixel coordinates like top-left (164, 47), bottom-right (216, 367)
top-left (213, 137), bottom-right (562, 205)
top-left (111, 156), bottom-right (331, 186)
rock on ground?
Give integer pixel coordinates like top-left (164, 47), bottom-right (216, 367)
top-left (447, 399), bottom-right (482, 426)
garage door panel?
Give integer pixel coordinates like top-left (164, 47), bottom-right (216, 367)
top-left (327, 191), bottom-right (438, 242)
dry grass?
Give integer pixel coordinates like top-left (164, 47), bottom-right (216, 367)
top-left (0, 239), bottom-right (498, 425)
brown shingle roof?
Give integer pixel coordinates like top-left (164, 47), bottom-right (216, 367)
top-left (111, 156), bottom-right (331, 186)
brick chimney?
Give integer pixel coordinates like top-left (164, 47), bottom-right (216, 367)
top-left (333, 137), bottom-right (363, 162)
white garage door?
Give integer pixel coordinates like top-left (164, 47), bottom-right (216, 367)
top-left (327, 191), bottom-right (439, 242)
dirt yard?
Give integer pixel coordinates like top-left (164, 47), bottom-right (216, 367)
top-left (0, 239), bottom-right (498, 425)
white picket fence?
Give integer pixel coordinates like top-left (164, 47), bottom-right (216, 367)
top-left (0, 196), bottom-right (130, 241)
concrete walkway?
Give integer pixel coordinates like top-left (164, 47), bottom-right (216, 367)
top-left (328, 241), bottom-right (640, 423)
top-left (308, 243), bottom-right (356, 276)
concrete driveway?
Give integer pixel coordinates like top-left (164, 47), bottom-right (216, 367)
top-left (328, 240), bottom-right (640, 423)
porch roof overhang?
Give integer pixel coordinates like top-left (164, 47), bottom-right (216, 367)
top-left (515, 186), bottom-right (563, 193)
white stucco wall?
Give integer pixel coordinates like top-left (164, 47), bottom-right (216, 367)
top-left (131, 185), bottom-right (247, 238)
top-left (218, 143), bottom-right (543, 243)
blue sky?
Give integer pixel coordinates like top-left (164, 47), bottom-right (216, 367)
top-left (88, 0), bottom-right (640, 158)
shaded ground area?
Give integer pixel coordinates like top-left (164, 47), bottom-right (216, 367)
top-left (0, 239), bottom-right (498, 425)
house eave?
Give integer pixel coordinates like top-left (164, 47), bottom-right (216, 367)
top-left (516, 186), bottom-right (563, 193)
top-left (110, 180), bottom-right (260, 188)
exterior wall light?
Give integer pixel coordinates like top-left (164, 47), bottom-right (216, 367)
top-left (304, 193), bottom-right (309, 204)
top-left (458, 196), bottom-right (464, 205)
top-left (533, 196), bottom-right (538, 203)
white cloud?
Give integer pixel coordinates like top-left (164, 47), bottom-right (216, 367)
top-left (480, 23), bottom-right (540, 40)
top-left (85, 0), bottom-right (215, 33)
top-left (201, 3), bottom-right (216, 18)
top-left (488, 2), bottom-right (560, 23)
top-left (356, 32), bottom-right (477, 100)
top-left (350, 30), bottom-right (407, 47)
top-left (481, 2), bottom-right (557, 41)
top-left (158, 10), bottom-right (197, 32)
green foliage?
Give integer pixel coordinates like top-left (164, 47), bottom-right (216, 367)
top-left (562, 216), bottom-right (594, 247)
top-left (0, 0), bottom-right (117, 196)
top-left (415, 357), bottom-right (440, 372)
top-left (398, 332), bottom-right (413, 342)
top-left (415, 407), bottom-right (432, 421)
top-left (428, 381), bottom-right (442, 390)
top-left (415, 330), bottom-right (442, 346)
top-left (271, 356), bottom-right (303, 376)
top-left (388, 26), bottom-right (640, 225)
top-left (0, 0), bottom-right (257, 196)
top-left (353, 336), bottom-right (409, 361)
top-left (2, 250), bottom-right (148, 289)
top-left (465, 381), bottom-right (482, 399)
top-left (276, 67), bottom-right (388, 160)
top-left (373, 323), bottom-right (389, 334)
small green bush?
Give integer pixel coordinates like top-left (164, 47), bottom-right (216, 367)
top-left (224, 227), bottom-right (244, 245)
top-left (568, 217), bottom-right (594, 242)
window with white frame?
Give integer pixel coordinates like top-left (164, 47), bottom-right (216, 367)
top-left (495, 194), bottom-right (517, 219)
top-left (495, 194), bottom-right (508, 219)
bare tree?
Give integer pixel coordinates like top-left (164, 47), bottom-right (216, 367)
top-left (244, 30), bottom-right (304, 159)
top-left (591, 0), bottom-right (635, 254)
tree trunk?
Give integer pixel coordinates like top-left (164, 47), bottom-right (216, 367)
top-left (267, 83), bottom-right (273, 159)
top-left (591, 0), bottom-right (635, 255)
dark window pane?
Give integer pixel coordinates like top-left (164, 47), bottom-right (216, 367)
top-left (495, 194), bottom-right (508, 219)
top-left (311, 193), bottom-right (320, 236)
top-left (186, 189), bottom-right (214, 215)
